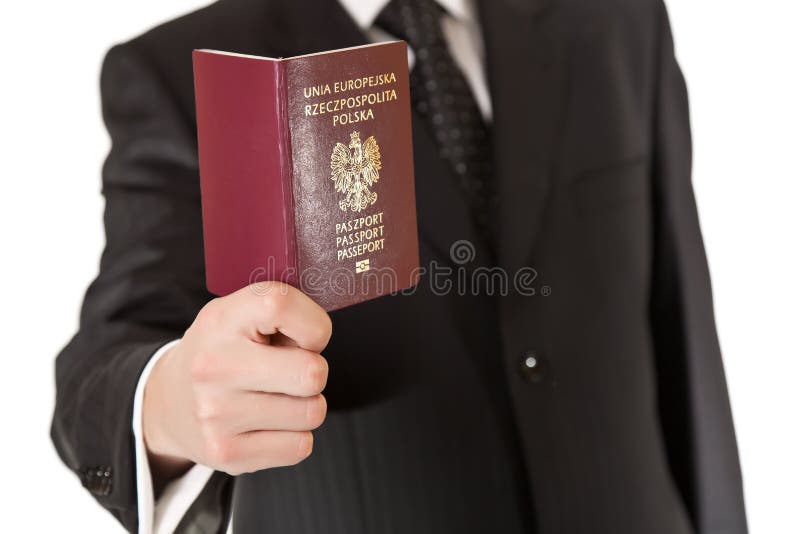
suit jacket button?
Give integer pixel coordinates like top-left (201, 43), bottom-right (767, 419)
top-left (82, 466), bottom-right (113, 496)
top-left (519, 350), bottom-right (548, 383)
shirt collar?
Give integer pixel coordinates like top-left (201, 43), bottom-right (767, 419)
top-left (339, 0), bottom-right (474, 31)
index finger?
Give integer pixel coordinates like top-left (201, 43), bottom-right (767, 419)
top-left (224, 282), bottom-right (333, 352)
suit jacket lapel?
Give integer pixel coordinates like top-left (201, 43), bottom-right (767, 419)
top-left (411, 109), bottom-right (489, 267)
top-left (479, 0), bottom-right (568, 271)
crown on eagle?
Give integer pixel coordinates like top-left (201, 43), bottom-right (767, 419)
top-left (348, 131), bottom-right (361, 148)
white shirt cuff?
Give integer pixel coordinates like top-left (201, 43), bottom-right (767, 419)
top-left (132, 339), bottom-right (215, 534)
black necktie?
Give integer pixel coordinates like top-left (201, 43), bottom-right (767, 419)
top-left (377, 0), bottom-right (495, 247)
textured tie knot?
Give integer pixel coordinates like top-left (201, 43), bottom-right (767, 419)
top-left (376, 0), bottom-right (447, 50)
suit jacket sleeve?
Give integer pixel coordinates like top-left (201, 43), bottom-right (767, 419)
top-left (50, 42), bottom-right (231, 533)
top-left (649, 4), bottom-right (748, 533)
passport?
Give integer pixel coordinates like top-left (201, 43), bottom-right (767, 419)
top-left (193, 41), bottom-right (419, 311)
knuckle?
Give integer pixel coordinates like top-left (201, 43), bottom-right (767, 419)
top-left (196, 299), bottom-right (225, 329)
top-left (261, 289), bottom-right (289, 320)
top-left (291, 432), bottom-right (314, 465)
top-left (301, 354), bottom-right (329, 394)
top-left (193, 397), bottom-right (221, 422)
top-left (315, 315), bottom-right (334, 348)
top-left (189, 350), bottom-right (224, 382)
top-left (305, 395), bottom-right (327, 429)
top-left (248, 280), bottom-right (275, 296)
top-left (202, 436), bottom-right (235, 468)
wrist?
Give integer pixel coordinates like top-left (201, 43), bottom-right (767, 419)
top-left (142, 344), bottom-right (193, 486)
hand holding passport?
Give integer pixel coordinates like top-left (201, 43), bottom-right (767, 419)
top-left (143, 282), bottom-right (332, 478)
top-left (143, 42), bottom-right (418, 479)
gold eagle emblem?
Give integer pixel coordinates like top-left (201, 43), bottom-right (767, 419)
top-left (330, 131), bottom-right (382, 212)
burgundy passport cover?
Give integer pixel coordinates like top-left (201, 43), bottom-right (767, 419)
top-left (193, 42), bottom-right (419, 311)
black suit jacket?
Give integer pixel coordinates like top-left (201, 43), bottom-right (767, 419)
top-left (51, 0), bottom-right (748, 532)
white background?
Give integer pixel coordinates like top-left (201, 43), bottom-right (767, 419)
top-left (0, 1), bottom-right (797, 532)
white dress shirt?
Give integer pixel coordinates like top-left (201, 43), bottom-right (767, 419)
top-left (132, 1), bottom-right (490, 532)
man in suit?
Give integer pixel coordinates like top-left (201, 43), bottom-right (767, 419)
top-left (51, 0), bottom-right (748, 532)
